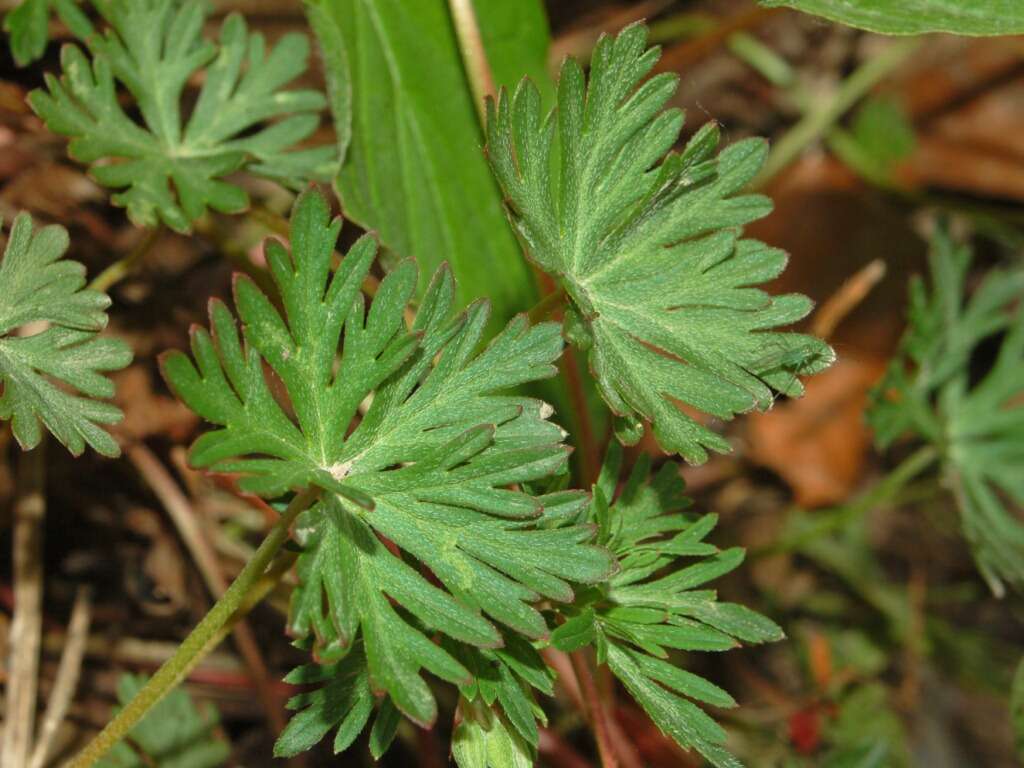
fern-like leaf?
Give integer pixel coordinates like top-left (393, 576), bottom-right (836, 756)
top-left (0, 212), bottom-right (131, 456)
top-left (870, 226), bottom-right (1024, 596)
top-left (551, 443), bottom-right (782, 768)
top-left (486, 23), bottom-right (832, 463)
top-left (28, 0), bottom-right (335, 233)
top-left (163, 190), bottom-right (615, 728)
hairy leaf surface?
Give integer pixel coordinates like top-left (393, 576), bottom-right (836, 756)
top-left (870, 228), bottom-right (1024, 596)
top-left (486, 24), bottom-right (832, 463)
top-left (164, 190), bottom-right (614, 728)
top-left (29, 0), bottom-right (334, 232)
top-left (0, 212), bottom-right (131, 456)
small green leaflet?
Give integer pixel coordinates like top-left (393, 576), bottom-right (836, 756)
top-left (552, 443), bottom-right (783, 768)
top-left (96, 673), bottom-right (229, 767)
top-left (275, 646), bottom-right (400, 759)
top-left (453, 696), bottom-right (532, 768)
top-left (870, 227), bottom-right (1024, 596)
top-left (0, 212), bottom-right (131, 457)
top-left (29, 0), bottom-right (335, 233)
top-left (163, 190), bottom-right (615, 729)
top-left (3, 0), bottom-right (91, 66)
top-left (486, 23), bottom-right (832, 464)
top-left (759, 0), bottom-right (1024, 36)
top-left (446, 631), bottom-right (556, 756)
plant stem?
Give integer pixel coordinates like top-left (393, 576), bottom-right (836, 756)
top-left (526, 287), bottom-right (566, 325)
top-left (448, 0), bottom-right (495, 126)
top-left (127, 442), bottom-right (285, 734)
top-left (569, 650), bottom-right (619, 768)
top-left (761, 444), bottom-right (938, 556)
top-left (88, 228), bottom-right (160, 294)
top-left (752, 38), bottom-right (920, 188)
top-left (562, 345), bottom-right (600, 485)
top-left (66, 489), bottom-right (318, 768)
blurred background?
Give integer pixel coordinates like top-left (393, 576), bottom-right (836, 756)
top-left (1, 1), bottom-right (1022, 766)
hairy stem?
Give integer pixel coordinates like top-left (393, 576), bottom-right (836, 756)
top-left (88, 228), bottom-right (160, 294)
top-left (761, 444), bottom-right (939, 556)
top-left (66, 490), bottom-right (317, 768)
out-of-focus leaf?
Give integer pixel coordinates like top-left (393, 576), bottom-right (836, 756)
top-left (869, 227), bottom-right (1024, 595)
top-left (829, 97), bottom-right (916, 186)
top-left (822, 684), bottom-right (909, 768)
top-left (760, 0), bottom-right (1024, 36)
top-left (96, 674), bottom-right (229, 767)
top-left (305, 0), bottom-right (544, 326)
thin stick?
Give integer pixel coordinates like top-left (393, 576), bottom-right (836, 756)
top-left (753, 38), bottom-right (920, 189)
top-left (126, 443), bottom-right (285, 734)
top-left (28, 587), bottom-right (92, 768)
top-left (448, 0), bottom-right (495, 125)
top-left (812, 259), bottom-right (886, 340)
top-left (65, 489), bottom-right (318, 768)
top-left (2, 444), bottom-right (46, 768)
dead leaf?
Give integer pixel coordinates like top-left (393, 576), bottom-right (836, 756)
top-left (747, 354), bottom-right (887, 507)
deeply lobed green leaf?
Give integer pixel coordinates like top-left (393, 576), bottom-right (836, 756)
top-left (0, 211), bottom-right (131, 456)
top-left (29, 0), bottom-right (335, 232)
top-left (164, 190), bottom-right (614, 734)
top-left (486, 23), bottom-right (832, 464)
top-left (870, 227), bottom-right (1024, 596)
top-left (551, 443), bottom-right (782, 768)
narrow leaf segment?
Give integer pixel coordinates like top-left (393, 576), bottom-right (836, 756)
top-left (551, 443), bottom-right (783, 768)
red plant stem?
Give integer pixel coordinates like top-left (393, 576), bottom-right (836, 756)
top-left (562, 345), bottom-right (600, 486)
top-left (569, 650), bottom-right (619, 768)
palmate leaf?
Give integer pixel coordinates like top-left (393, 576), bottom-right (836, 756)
top-left (869, 227), bottom-right (1024, 596)
top-left (29, 0), bottom-right (335, 233)
top-left (486, 23), bottom-right (832, 463)
top-left (163, 190), bottom-right (615, 731)
top-left (0, 212), bottom-right (131, 456)
top-left (551, 444), bottom-right (783, 768)
top-left (96, 674), bottom-right (229, 768)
